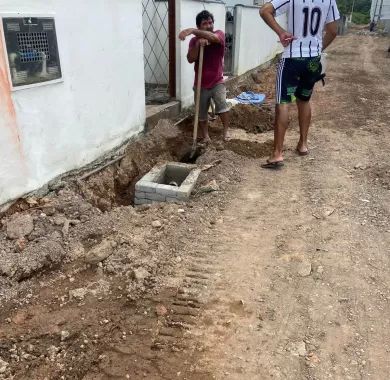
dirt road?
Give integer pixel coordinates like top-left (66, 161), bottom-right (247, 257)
top-left (188, 33), bottom-right (390, 379)
top-left (0, 33), bottom-right (389, 380)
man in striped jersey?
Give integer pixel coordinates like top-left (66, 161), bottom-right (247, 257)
top-left (260, 0), bottom-right (340, 169)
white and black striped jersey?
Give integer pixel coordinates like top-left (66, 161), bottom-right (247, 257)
top-left (271, 0), bottom-right (340, 58)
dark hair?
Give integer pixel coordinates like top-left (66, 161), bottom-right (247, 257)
top-left (196, 10), bottom-right (214, 27)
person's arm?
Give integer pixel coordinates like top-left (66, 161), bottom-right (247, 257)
top-left (323, 0), bottom-right (340, 51)
top-left (179, 28), bottom-right (220, 44)
top-left (187, 39), bottom-right (200, 64)
top-left (187, 38), bottom-right (209, 63)
top-left (260, 2), bottom-right (295, 47)
top-left (322, 21), bottom-right (338, 51)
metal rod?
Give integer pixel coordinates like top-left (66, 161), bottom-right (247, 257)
top-left (168, 0), bottom-right (176, 98)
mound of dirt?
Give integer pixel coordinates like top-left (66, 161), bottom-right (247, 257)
top-left (229, 104), bottom-right (274, 134)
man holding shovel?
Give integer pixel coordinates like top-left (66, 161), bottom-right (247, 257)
top-left (260, 0), bottom-right (340, 168)
top-left (179, 10), bottom-right (230, 143)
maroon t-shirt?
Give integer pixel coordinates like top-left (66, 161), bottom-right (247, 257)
top-left (189, 30), bottom-right (225, 89)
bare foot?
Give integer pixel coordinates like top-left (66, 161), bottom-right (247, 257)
top-left (209, 113), bottom-right (217, 121)
top-left (223, 130), bottom-right (231, 142)
top-left (201, 136), bottom-right (212, 144)
top-left (266, 153), bottom-right (284, 164)
top-left (296, 142), bottom-right (309, 155)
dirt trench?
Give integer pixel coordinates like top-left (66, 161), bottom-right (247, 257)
top-left (0, 61), bottom-right (279, 379)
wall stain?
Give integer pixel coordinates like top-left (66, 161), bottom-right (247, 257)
top-left (0, 24), bottom-right (26, 165)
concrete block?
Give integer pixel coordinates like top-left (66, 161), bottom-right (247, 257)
top-left (181, 169), bottom-right (201, 187)
top-left (140, 165), bottom-right (166, 183)
top-left (135, 182), bottom-right (157, 193)
top-left (135, 191), bottom-right (147, 199)
top-left (134, 198), bottom-right (150, 206)
top-left (146, 192), bottom-right (166, 202)
top-left (177, 189), bottom-right (191, 200)
top-left (155, 184), bottom-right (178, 197)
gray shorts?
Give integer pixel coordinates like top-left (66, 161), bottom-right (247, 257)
top-left (194, 83), bottom-right (230, 122)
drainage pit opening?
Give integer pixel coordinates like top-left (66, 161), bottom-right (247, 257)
top-left (159, 164), bottom-right (192, 187)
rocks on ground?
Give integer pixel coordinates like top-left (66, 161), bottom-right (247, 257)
top-left (199, 180), bottom-right (220, 193)
top-left (0, 240), bottom-right (66, 281)
top-left (6, 214), bottom-right (34, 240)
top-left (297, 260), bottom-right (312, 277)
top-left (132, 268), bottom-right (151, 282)
top-left (84, 239), bottom-right (116, 265)
top-left (0, 358), bottom-right (8, 374)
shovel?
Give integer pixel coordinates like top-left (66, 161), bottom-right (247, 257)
top-left (188, 44), bottom-right (205, 160)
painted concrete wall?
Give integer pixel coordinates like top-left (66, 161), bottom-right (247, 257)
top-left (225, 0), bottom-right (254, 6)
top-left (176, 0), bottom-right (226, 108)
top-left (0, 0), bottom-right (145, 206)
top-left (371, 0), bottom-right (390, 20)
top-left (233, 5), bottom-right (286, 76)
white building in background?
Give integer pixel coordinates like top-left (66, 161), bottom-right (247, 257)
top-left (371, 0), bottom-right (390, 31)
top-left (224, 0), bottom-right (256, 6)
top-left (0, 0), bottom-right (283, 207)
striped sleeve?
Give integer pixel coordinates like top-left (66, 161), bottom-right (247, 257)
top-left (270, 0), bottom-right (290, 16)
top-left (326, 0), bottom-right (340, 23)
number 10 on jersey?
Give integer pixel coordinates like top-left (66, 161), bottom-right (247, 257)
top-left (302, 7), bottom-right (322, 37)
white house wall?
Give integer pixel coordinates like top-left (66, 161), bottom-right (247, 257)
top-left (371, 0), bottom-right (390, 21)
top-left (233, 5), bottom-right (286, 76)
top-left (224, 0), bottom-right (254, 6)
top-left (0, 0), bottom-right (145, 206)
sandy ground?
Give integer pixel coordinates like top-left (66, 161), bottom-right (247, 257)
top-left (0, 32), bottom-right (389, 380)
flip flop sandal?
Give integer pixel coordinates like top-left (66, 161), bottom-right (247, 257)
top-left (261, 160), bottom-right (284, 170)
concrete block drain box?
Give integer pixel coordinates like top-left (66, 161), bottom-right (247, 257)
top-left (135, 163), bottom-right (201, 205)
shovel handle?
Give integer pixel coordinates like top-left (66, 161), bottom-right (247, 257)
top-left (193, 45), bottom-right (204, 146)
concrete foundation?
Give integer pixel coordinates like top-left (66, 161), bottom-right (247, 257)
top-left (134, 163), bottom-right (201, 205)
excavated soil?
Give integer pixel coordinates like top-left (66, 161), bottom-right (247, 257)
top-left (0, 63), bottom-right (275, 313)
top-left (2, 31), bottom-right (389, 380)
top-left (228, 104), bottom-right (274, 134)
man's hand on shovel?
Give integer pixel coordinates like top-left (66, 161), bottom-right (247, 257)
top-left (197, 38), bottom-right (209, 47)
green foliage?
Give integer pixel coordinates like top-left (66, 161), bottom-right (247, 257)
top-left (352, 11), bottom-right (370, 24)
top-left (336, 0), bottom-right (371, 16)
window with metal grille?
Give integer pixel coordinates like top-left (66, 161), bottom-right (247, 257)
top-left (17, 32), bottom-right (51, 63)
top-left (1, 17), bottom-right (62, 89)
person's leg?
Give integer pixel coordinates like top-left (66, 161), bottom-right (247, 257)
top-left (212, 84), bottom-right (230, 141)
top-left (295, 57), bottom-right (321, 154)
top-left (269, 104), bottom-right (289, 162)
top-left (219, 111), bottom-right (230, 141)
top-left (199, 120), bottom-right (210, 143)
top-left (209, 99), bottom-right (216, 121)
top-left (198, 88), bottom-right (211, 143)
top-left (263, 58), bottom-right (295, 166)
top-left (296, 99), bottom-right (311, 154)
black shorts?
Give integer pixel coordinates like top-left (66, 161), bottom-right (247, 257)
top-left (276, 57), bottom-right (322, 104)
